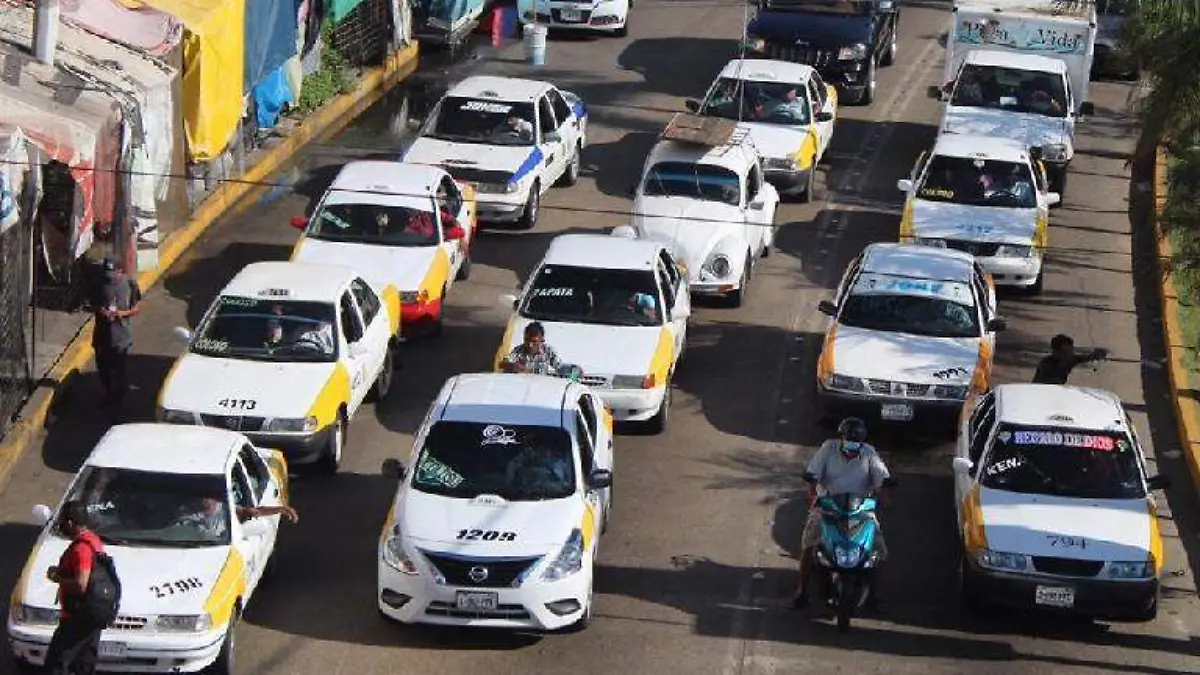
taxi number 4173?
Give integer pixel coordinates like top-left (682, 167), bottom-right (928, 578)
top-left (218, 398), bottom-right (257, 410)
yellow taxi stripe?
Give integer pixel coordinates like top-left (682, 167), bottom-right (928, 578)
top-left (156, 356), bottom-right (185, 410)
top-left (601, 406), bottom-right (613, 433)
top-left (289, 239), bottom-right (305, 261)
top-left (898, 199), bottom-right (916, 241)
top-left (381, 284), bottom-right (402, 336)
top-left (203, 549), bottom-right (247, 625)
top-left (790, 131), bottom-right (819, 170)
top-left (825, 85), bottom-right (838, 107)
top-left (493, 319), bottom-right (519, 371)
top-left (9, 543), bottom-right (38, 610)
top-left (266, 452), bottom-right (290, 505)
top-left (581, 504), bottom-right (597, 551)
top-left (972, 340), bottom-right (994, 393)
top-left (306, 363), bottom-right (351, 427)
top-left (648, 327), bottom-right (675, 384)
top-left (1148, 500), bottom-right (1165, 574)
top-left (1034, 211), bottom-right (1049, 251)
top-left (418, 249), bottom-right (452, 300)
top-left (816, 323), bottom-right (838, 383)
top-left (961, 484), bottom-right (989, 554)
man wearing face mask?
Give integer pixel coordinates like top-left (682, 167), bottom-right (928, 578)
top-left (791, 417), bottom-right (891, 609)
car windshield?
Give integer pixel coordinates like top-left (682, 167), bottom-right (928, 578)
top-left (63, 467), bottom-right (232, 547)
top-left (191, 296), bottom-right (338, 362)
top-left (761, 0), bottom-right (872, 15)
top-left (839, 276), bottom-right (980, 338)
top-left (980, 425), bottom-right (1145, 499)
top-left (307, 200), bottom-right (441, 247)
top-left (950, 64), bottom-right (1069, 118)
top-left (642, 161), bottom-right (742, 206)
top-left (428, 97), bottom-right (538, 146)
top-left (411, 421), bottom-right (576, 501)
top-left (918, 155), bottom-right (1037, 208)
top-left (521, 264), bottom-right (663, 327)
top-left (700, 77), bottom-right (812, 126)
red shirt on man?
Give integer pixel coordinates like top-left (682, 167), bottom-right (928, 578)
top-left (57, 530), bottom-right (104, 618)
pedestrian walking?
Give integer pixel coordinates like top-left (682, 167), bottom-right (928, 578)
top-left (1032, 334), bottom-right (1108, 385)
top-left (88, 257), bottom-right (142, 423)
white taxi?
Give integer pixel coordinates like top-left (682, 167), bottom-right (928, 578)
top-left (687, 58), bottom-right (837, 202)
top-left (377, 373), bottom-right (614, 631)
top-left (816, 243), bottom-right (1005, 426)
top-left (622, 113), bottom-right (778, 307)
top-left (518, 0), bottom-right (632, 35)
top-left (157, 262), bottom-right (400, 474)
top-left (492, 233), bottom-right (689, 433)
top-left (953, 384), bottom-right (1169, 621)
top-left (898, 133), bottom-right (1058, 293)
top-left (402, 76), bottom-right (588, 230)
top-left (290, 160), bottom-right (477, 337)
top-left (8, 424), bottom-right (290, 673)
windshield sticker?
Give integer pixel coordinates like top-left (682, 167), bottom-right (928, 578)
top-left (461, 100), bottom-right (512, 114)
top-left (531, 287), bottom-right (573, 298)
top-left (919, 187), bottom-right (954, 200)
top-left (481, 424), bottom-right (520, 446)
top-left (415, 457), bottom-right (464, 488)
top-left (854, 274), bottom-right (973, 302)
top-left (985, 457), bottom-right (1022, 476)
top-left (457, 528), bottom-right (517, 541)
top-left (220, 296), bottom-right (258, 308)
top-left (258, 288), bottom-right (291, 298)
top-left (1007, 430), bottom-right (1116, 451)
top-left (1116, 438), bottom-right (1131, 453)
top-left (150, 577), bottom-right (203, 599)
top-left (932, 366), bottom-right (970, 380)
top-left (193, 337), bottom-right (229, 352)
top-left (318, 211), bottom-right (352, 230)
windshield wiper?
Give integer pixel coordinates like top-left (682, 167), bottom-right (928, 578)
top-left (96, 534), bottom-right (134, 546)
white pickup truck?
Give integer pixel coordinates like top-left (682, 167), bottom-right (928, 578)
top-left (929, 0), bottom-right (1097, 197)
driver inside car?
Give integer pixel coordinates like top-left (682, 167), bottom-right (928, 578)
top-left (291, 319), bottom-right (334, 353)
top-left (505, 443), bottom-right (571, 494)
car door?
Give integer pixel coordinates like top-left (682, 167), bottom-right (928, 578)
top-left (338, 289), bottom-right (373, 413)
top-left (580, 391), bottom-right (613, 470)
top-left (436, 176), bottom-right (470, 279)
top-left (548, 87), bottom-right (581, 155)
top-left (659, 248), bottom-right (691, 332)
top-left (807, 73), bottom-right (835, 155)
top-left (574, 407), bottom-right (605, 543)
top-left (536, 94), bottom-right (566, 186)
top-left (230, 462), bottom-right (269, 594)
top-left (655, 257), bottom-right (686, 359)
top-left (350, 277), bottom-right (391, 372)
top-left (957, 393), bottom-right (996, 510)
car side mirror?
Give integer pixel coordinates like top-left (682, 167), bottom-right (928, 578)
top-left (289, 216), bottom-right (308, 230)
top-left (952, 457), bottom-right (974, 475)
top-left (896, 178), bottom-right (913, 192)
top-left (445, 225), bottom-right (466, 240)
top-left (173, 326), bottom-right (193, 344)
top-left (544, 131), bottom-right (562, 143)
top-left (685, 99), bottom-right (701, 113)
top-left (816, 111), bottom-right (833, 122)
top-left (32, 504), bottom-right (52, 526)
top-left (927, 85), bottom-right (944, 100)
top-left (499, 293), bottom-right (519, 309)
top-left (818, 300), bottom-right (837, 316)
top-left (987, 317), bottom-right (1007, 332)
top-left (381, 458), bottom-right (406, 479)
top-left (1147, 474), bottom-right (1171, 491)
top-left (587, 468), bottom-right (613, 489)
top-left (242, 518), bottom-right (271, 539)
top-left (1079, 101), bottom-right (1095, 116)
top-left (1046, 192), bottom-right (1061, 206)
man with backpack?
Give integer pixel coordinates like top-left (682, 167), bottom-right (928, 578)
top-left (44, 501), bottom-right (121, 675)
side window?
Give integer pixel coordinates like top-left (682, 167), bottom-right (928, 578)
top-left (656, 263), bottom-right (675, 316)
top-left (575, 411), bottom-right (596, 477)
top-left (578, 395), bottom-right (599, 442)
top-left (835, 254), bottom-right (863, 305)
top-left (350, 278), bottom-right (382, 327)
top-left (439, 176), bottom-right (463, 214)
top-left (538, 96), bottom-right (557, 136)
top-left (806, 80), bottom-right (822, 112)
top-left (746, 163), bottom-right (762, 201)
top-left (340, 291), bottom-right (365, 343)
top-left (659, 249), bottom-right (681, 287)
top-left (968, 395), bottom-right (996, 464)
top-left (231, 463), bottom-right (255, 512)
top-left (549, 89), bottom-right (573, 124)
top-left (972, 264), bottom-right (992, 320)
top-left (1032, 160), bottom-right (1049, 192)
top-left (912, 150), bottom-right (929, 181)
top-left (810, 72), bottom-right (828, 108)
top-left (238, 444), bottom-right (270, 500)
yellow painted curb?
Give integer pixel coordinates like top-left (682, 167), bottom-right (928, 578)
top-left (1153, 148), bottom-right (1200, 490)
top-left (0, 43), bottom-right (420, 493)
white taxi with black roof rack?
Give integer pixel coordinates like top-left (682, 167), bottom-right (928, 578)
top-left (8, 423), bottom-right (290, 673)
top-left (377, 373), bottom-right (614, 631)
top-left (289, 160), bottom-right (477, 337)
top-left (897, 133), bottom-right (1058, 292)
top-left (815, 242), bottom-right (1005, 426)
top-left (157, 261), bottom-right (400, 474)
top-left (492, 233), bottom-right (690, 433)
top-left (953, 384), bottom-right (1169, 621)
top-left (402, 75), bottom-right (588, 230)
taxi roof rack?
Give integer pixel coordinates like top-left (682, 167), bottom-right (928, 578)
top-left (660, 113), bottom-right (751, 153)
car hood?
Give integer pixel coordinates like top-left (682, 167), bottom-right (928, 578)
top-left (293, 237), bottom-right (436, 292)
top-left (978, 487), bottom-right (1153, 561)
top-left (403, 137), bottom-right (542, 182)
top-left (748, 10), bottom-right (872, 46)
top-left (830, 324), bottom-right (979, 385)
top-left (632, 197), bottom-right (746, 277)
top-left (160, 354), bottom-right (336, 418)
top-left (911, 200), bottom-right (1038, 244)
top-left (942, 106), bottom-right (1070, 151)
top-left (504, 316), bottom-right (667, 376)
top-left (18, 536), bottom-right (234, 615)
top-left (400, 490), bottom-right (582, 552)
top-left (739, 121), bottom-right (808, 160)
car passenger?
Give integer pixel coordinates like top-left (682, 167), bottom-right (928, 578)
top-left (176, 496), bottom-right (299, 538)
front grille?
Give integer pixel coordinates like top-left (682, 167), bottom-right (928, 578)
top-left (198, 414), bottom-right (265, 432)
top-left (943, 240), bottom-right (1001, 257)
top-left (110, 615), bottom-right (147, 631)
top-left (865, 380), bottom-right (932, 397)
top-left (1031, 556), bottom-right (1104, 577)
top-left (580, 375), bottom-right (611, 389)
top-left (551, 8), bottom-right (592, 22)
top-left (763, 41), bottom-right (834, 67)
top-left (421, 551), bottom-right (542, 588)
top-left (425, 601), bottom-right (531, 619)
top-left (441, 166), bottom-right (512, 186)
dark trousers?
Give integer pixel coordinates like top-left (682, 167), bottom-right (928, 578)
top-left (44, 614), bottom-right (101, 675)
top-left (94, 346), bottom-right (129, 415)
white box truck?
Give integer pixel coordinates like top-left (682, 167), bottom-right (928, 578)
top-left (929, 0), bottom-right (1099, 196)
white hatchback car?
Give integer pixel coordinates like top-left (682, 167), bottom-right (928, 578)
top-left (377, 373), bottom-right (614, 631)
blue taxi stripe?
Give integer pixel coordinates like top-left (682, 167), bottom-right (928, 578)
top-left (571, 99), bottom-right (587, 119)
top-left (511, 147), bottom-right (545, 183)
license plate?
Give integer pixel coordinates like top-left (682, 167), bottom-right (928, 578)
top-left (880, 403), bottom-right (913, 421)
top-left (559, 9), bottom-right (582, 20)
top-left (1034, 585), bottom-right (1075, 608)
top-left (455, 591), bottom-right (498, 612)
top-left (98, 642), bottom-right (127, 658)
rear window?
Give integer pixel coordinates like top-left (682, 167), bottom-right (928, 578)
top-left (980, 425), bottom-right (1144, 499)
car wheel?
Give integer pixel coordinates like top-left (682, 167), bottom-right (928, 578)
top-left (614, 10), bottom-right (629, 37)
top-left (859, 59), bottom-right (877, 105)
top-left (456, 249), bottom-right (472, 281)
top-left (518, 183), bottom-right (540, 230)
top-left (799, 165), bottom-right (817, 204)
top-left (210, 607), bottom-right (240, 675)
top-left (727, 256), bottom-right (750, 308)
top-left (1026, 267), bottom-right (1045, 296)
top-left (643, 382), bottom-right (671, 434)
top-left (1049, 168), bottom-right (1067, 202)
top-left (881, 28), bottom-right (897, 66)
top-left (369, 350), bottom-right (394, 402)
top-left (601, 487), bottom-right (613, 534)
top-left (1131, 590), bottom-right (1160, 622)
top-left (558, 144), bottom-right (582, 186)
top-left (319, 414), bottom-right (345, 475)
top-left (431, 286), bottom-right (447, 336)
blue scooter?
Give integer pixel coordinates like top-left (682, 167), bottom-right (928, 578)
top-left (811, 490), bottom-right (889, 633)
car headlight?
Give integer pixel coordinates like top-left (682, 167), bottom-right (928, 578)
top-left (261, 416), bottom-right (318, 433)
top-left (476, 181), bottom-right (520, 194)
top-left (706, 253), bottom-right (732, 279)
top-left (400, 289), bottom-right (430, 305)
top-left (612, 374), bottom-right (655, 389)
top-left (1040, 143), bottom-right (1069, 162)
top-left (155, 614), bottom-right (212, 632)
top-left (1109, 560), bottom-right (1155, 579)
top-left (933, 384), bottom-right (970, 400)
top-left (833, 545), bottom-right (863, 568)
top-left (743, 36), bottom-right (766, 52)
top-left (914, 237), bottom-right (947, 248)
top-left (11, 604), bottom-right (59, 625)
top-left (382, 524), bottom-right (420, 575)
top-left (995, 244), bottom-right (1033, 258)
top-left (541, 528), bottom-right (584, 582)
top-left (823, 373), bottom-right (867, 393)
top-left (765, 157), bottom-right (799, 171)
top-left (975, 549), bottom-right (1029, 571)
top-left (157, 407), bottom-right (197, 424)
top-left (838, 43), bottom-right (868, 60)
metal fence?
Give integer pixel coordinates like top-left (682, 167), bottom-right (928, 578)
top-left (332, 0), bottom-right (394, 67)
top-left (0, 221), bottom-right (32, 435)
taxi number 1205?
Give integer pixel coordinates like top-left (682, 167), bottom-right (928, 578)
top-left (457, 529), bottom-right (517, 541)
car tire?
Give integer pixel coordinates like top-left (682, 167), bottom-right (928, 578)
top-left (210, 607), bottom-right (240, 675)
top-left (881, 28), bottom-right (897, 67)
top-left (558, 144), bottom-right (582, 187)
top-left (727, 256), bottom-right (750, 308)
top-left (643, 382), bottom-right (671, 434)
top-left (456, 249), bottom-right (472, 281)
top-left (1049, 168), bottom-right (1067, 202)
top-left (601, 487), bottom-right (613, 534)
top-left (614, 9), bottom-right (629, 37)
top-left (431, 285), bottom-right (447, 336)
top-left (799, 165), bottom-right (817, 204)
top-left (319, 414), bottom-right (345, 475)
top-left (1026, 267), bottom-right (1045, 295)
top-left (859, 60), bottom-right (877, 105)
top-left (518, 183), bottom-right (540, 230)
top-left (1131, 591), bottom-right (1160, 622)
top-left (369, 350), bottom-right (394, 402)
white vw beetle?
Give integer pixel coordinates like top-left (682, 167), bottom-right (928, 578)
top-left (517, 0), bottom-right (632, 36)
top-left (619, 114), bottom-right (778, 307)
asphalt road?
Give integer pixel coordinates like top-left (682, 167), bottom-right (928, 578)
top-left (2, 1), bottom-right (1199, 673)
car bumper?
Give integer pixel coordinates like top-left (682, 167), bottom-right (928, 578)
top-left (526, 12), bottom-right (626, 31)
top-left (817, 384), bottom-right (964, 424)
top-left (8, 623), bottom-right (226, 672)
top-left (965, 559), bottom-right (1158, 620)
top-left (377, 561), bottom-right (592, 631)
top-left (475, 192), bottom-right (529, 222)
top-left (593, 386), bottom-right (666, 422)
top-left (764, 167), bottom-right (812, 194)
top-left (746, 45), bottom-right (869, 92)
top-left (401, 299), bottom-right (445, 334)
top-left (977, 254), bottom-right (1043, 287)
top-left (689, 279), bottom-right (740, 296)
top-left (243, 425), bottom-right (334, 466)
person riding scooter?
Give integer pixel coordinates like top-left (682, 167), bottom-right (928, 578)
top-left (791, 417), bottom-right (891, 609)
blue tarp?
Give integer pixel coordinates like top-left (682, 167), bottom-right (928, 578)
top-left (244, 0), bottom-right (298, 89)
top-left (253, 66), bottom-right (295, 128)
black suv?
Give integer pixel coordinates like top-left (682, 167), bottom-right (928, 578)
top-left (744, 0), bottom-right (900, 105)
